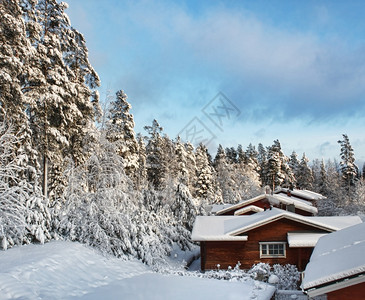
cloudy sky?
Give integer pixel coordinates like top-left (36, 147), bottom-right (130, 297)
top-left (66, 0), bottom-right (365, 164)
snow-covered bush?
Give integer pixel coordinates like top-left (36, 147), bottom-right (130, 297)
top-left (0, 124), bottom-right (51, 250)
top-left (272, 264), bottom-right (300, 290)
top-left (246, 263), bottom-right (300, 290)
top-left (248, 263), bottom-right (271, 281)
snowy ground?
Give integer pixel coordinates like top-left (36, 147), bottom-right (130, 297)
top-left (0, 241), bottom-right (275, 300)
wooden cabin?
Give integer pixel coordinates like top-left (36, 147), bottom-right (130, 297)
top-left (214, 193), bottom-right (318, 217)
top-left (192, 208), bottom-right (361, 272)
top-left (302, 222), bottom-right (365, 299)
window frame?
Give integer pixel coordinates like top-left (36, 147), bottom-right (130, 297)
top-left (259, 242), bottom-right (286, 258)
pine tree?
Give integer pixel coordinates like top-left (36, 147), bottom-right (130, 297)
top-left (184, 141), bottom-right (197, 194)
top-left (338, 134), bottom-right (358, 192)
top-left (0, 0), bottom-right (39, 185)
top-left (171, 184), bottom-right (197, 231)
top-left (174, 136), bottom-right (189, 185)
top-left (214, 144), bottom-right (240, 203)
top-left (318, 159), bottom-right (329, 195)
top-left (135, 134), bottom-right (147, 191)
top-left (233, 144), bottom-right (261, 200)
top-left (225, 146), bottom-right (238, 164)
top-left (237, 144), bottom-right (245, 164)
top-left (106, 90), bottom-right (139, 184)
top-left (296, 153), bottom-right (314, 190)
top-left (289, 151), bottom-right (300, 187)
top-left (257, 143), bottom-right (267, 185)
top-left (245, 143), bottom-right (260, 173)
top-left (19, 0), bottom-right (101, 199)
top-left (195, 143), bottom-right (222, 204)
top-left (144, 120), bottom-right (167, 190)
top-left (264, 140), bottom-right (295, 191)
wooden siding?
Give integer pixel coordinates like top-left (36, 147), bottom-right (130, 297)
top-left (327, 282), bottom-right (365, 300)
top-left (201, 217), bottom-right (328, 271)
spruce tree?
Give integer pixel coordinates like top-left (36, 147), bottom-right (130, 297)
top-left (264, 140), bottom-right (295, 191)
top-left (195, 143), bottom-right (222, 204)
top-left (214, 144), bottom-right (240, 203)
top-left (144, 120), bottom-right (167, 190)
top-left (174, 136), bottom-right (189, 185)
top-left (257, 143), bottom-right (267, 185)
top-left (106, 90), bottom-right (139, 184)
top-left (296, 153), bottom-right (314, 190)
top-left (318, 159), bottom-right (329, 195)
top-left (135, 134), bottom-right (147, 191)
top-left (184, 141), bottom-right (197, 194)
top-left (338, 134), bottom-right (358, 192)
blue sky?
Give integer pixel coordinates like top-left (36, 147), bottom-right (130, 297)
top-left (66, 0), bottom-right (365, 164)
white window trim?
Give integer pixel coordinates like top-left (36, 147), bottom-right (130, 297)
top-left (259, 242), bottom-right (286, 258)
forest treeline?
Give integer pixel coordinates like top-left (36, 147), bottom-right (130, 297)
top-left (1, 0), bottom-right (364, 264)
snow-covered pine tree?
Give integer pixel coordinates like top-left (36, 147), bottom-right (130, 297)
top-left (296, 153), bottom-right (314, 190)
top-left (62, 27), bottom-right (101, 167)
top-left (0, 0), bottom-right (28, 124)
top-left (257, 143), bottom-right (267, 185)
top-left (144, 120), bottom-right (167, 190)
top-left (135, 133), bottom-right (148, 191)
top-left (264, 140), bottom-right (295, 191)
top-left (225, 146), bottom-right (238, 164)
top-left (316, 159), bottom-right (342, 215)
top-left (289, 151), bottom-right (300, 187)
top-left (174, 136), bottom-right (189, 185)
top-left (0, 0), bottom-right (39, 184)
top-left (318, 159), bottom-right (329, 195)
top-left (195, 143), bottom-right (222, 205)
top-left (233, 144), bottom-right (261, 200)
top-left (237, 144), bottom-right (245, 165)
top-left (338, 134), bottom-right (358, 193)
top-left (214, 144), bottom-right (240, 203)
top-left (184, 141), bottom-right (197, 194)
top-left (106, 90), bottom-right (139, 185)
top-left (245, 143), bottom-right (260, 174)
top-left (171, 183), bottom-right (198, 231)
top-left (19, 0), bottom-right (100, 200)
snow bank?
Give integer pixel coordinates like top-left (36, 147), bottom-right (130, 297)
top-left (0, 241), bottom-right (275, 300)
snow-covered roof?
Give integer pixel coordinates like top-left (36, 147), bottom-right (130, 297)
top-left (191, 216), bottom-right (248, 241)
top-left (275, 188), bottom-right (326, 201)
top-left (210, 204), bottom-right (233, 214)
top-left (215, 194), bottom-right (318, 216)
top-left (302, 222), bottom-right (365, 296)
top-left (269, 194), bottom-right (318, 215)
top-left (234, 205), bottom-right (264, 215)
top-left (192, 208), bottom-right (362, 242)
top-left (215, 194), bottom-right (267, 215)
top-left (287, 232), bottom-right (327, 247)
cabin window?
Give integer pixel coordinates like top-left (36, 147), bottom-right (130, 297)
top-left (259, 242), bottom-right (286, 258)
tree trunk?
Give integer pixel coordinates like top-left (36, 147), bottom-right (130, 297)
top-left (43, 155), bottom-right (48, 198)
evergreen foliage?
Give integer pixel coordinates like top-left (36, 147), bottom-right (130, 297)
top-left (338, 134), bottom-right (358, 192)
